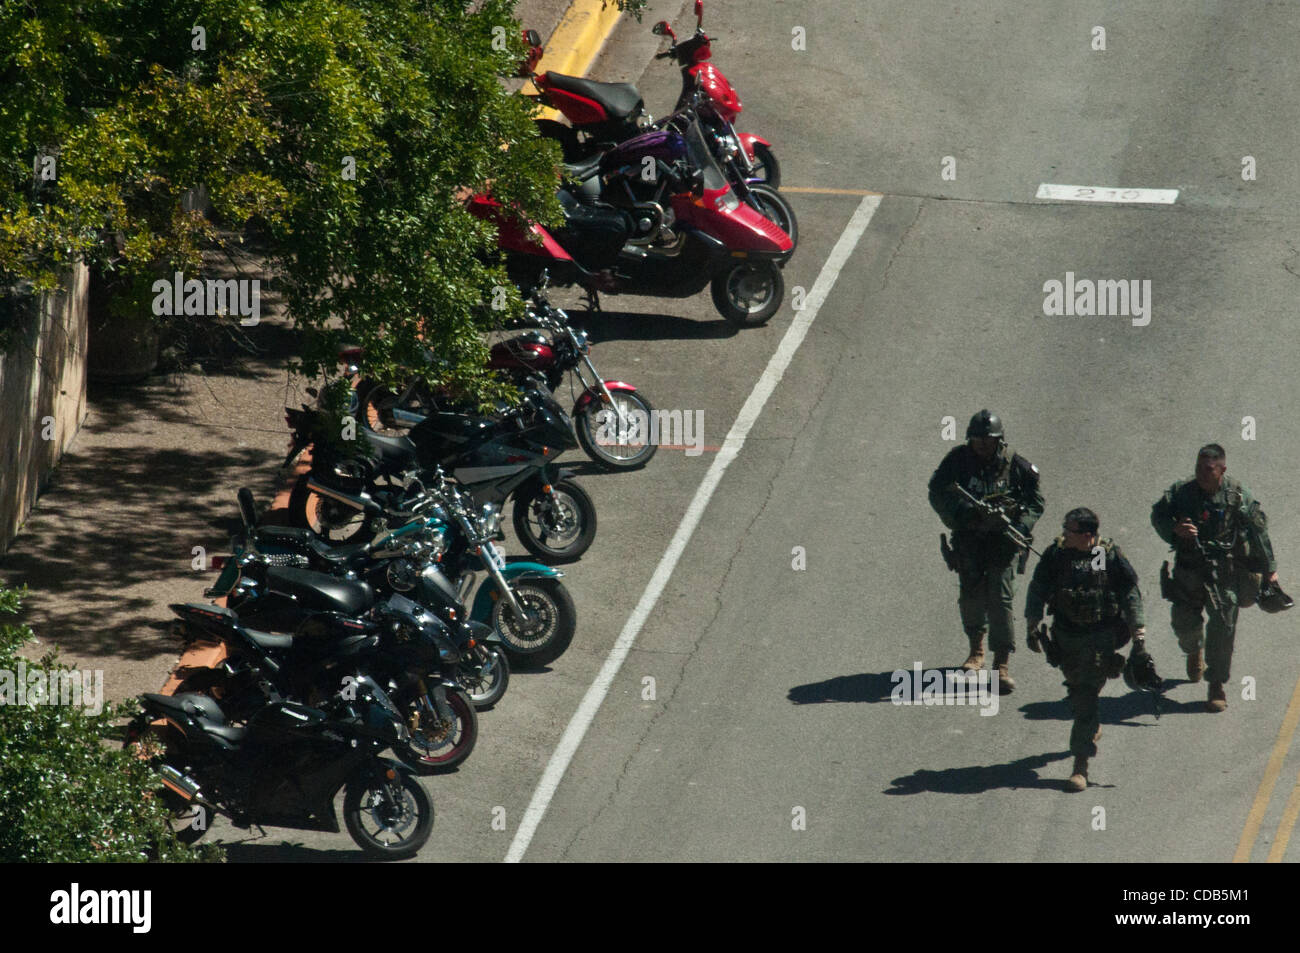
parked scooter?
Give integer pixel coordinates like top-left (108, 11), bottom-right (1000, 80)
top-left (525, 1), bottom-right (780, 188)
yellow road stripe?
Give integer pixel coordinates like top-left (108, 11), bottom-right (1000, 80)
top-left (1266, 769), bottom-right (1300, 862)
top-left (781, 187), bottom-right (884, 196)
top-left (526, 0), bottom-right (624, 122)
top-left (1233, 673), bottom-right (1300, 862)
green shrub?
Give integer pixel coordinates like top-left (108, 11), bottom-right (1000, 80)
top-left (0, 586), bottom-right (222, 862)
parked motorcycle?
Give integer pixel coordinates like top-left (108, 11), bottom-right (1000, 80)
top-left (224, 487), bottom-right (510, 709)
top-left (286, 384), bottom-right (597, 561)
top-left (174, 572), bottom-right (479, 774)
top-left (473, 115), bottom-right (791, 325)
top-left (125, 677), bottom-right (432, 859)
top-left (358, 282), bottom-right (657, 471)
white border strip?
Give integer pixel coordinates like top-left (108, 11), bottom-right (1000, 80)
top-left (504, 195), bottom-right (884, 863)
top-left (1036, 183), bottom-right (1179, 204)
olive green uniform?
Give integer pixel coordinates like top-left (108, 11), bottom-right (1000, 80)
top-left (1150, 476), bottom-right (1276, 685)
top-left (1026, 538), bottom-right (1144, 759)
top-left (929, 445), bottom-right (1044, 654)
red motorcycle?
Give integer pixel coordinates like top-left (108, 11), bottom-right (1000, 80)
top-left (472, 115), bottom-right (791, 326)
top-left (525, 1), bottom-right (779, 187)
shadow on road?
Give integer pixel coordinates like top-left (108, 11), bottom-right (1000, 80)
top-left (571, 308), bottom-right (741, 344)
top-left (884, 751), bottom-right (1075, 795)
top-left (215, 839), bottom-right (373, 862)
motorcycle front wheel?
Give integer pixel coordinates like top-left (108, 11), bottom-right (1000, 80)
top-left (711, 260), bottom-right (784, 327)
top-left (511, 478), bottom-right (597, 562)
top-left (343, 768), bottom-right (433, 860)
top-left (574, 390), bottom-right (659, 471)
top-left (392, 685), bottom-right (478, 775)
top-left (745, 184), bottom-right (798, 251)
top-left (750, 143), bottom-right (781, 188)
top-left (491, 577), bottom-right (577, 669)
top-left (457, 644), bottom-right (510, 711)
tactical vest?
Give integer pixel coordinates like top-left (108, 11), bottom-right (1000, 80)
top-left (1172, 477), bottom-right (1245, 557)
top-left (1047, 538), bottom-right (1122, 626)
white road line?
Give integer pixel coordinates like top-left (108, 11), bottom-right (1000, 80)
top-left (504, 195), bottom-right (883, 863)
top-left (1036, 183), bottom-right (1179, 204)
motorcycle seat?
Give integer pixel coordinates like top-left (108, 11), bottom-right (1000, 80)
top-left (254, 525), bottom-right (369, 567)
top-left (264, 566), bottom-right (376, 616)
top-left (141, 691), bottom-right (229, 723)
top-left (543, 72), bottom-right (643, 120)
top-left (239, 626), bottom-right (295, 652)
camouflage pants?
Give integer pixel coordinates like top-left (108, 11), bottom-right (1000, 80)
top-left (1054, 626), bottom-right (1116, 759)
top-left (1169, 561), bottom-right (1239, 684)
top-left (957, 547), bottom-right (1017, 654)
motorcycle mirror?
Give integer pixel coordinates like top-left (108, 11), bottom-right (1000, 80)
top-left (651, 20), bottom-right (671, 36)
top-left (522, 28), bottom-right (541, 47)
top-left (695, 0), bottom-right (703, 25)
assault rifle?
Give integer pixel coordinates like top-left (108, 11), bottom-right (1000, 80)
top-left (951, 483), bottom-right (1041, 573)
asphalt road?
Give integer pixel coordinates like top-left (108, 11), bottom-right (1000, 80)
top-left (24, 0), bottom-right (1297, 863)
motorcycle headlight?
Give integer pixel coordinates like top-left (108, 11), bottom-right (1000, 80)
top-left (480, 503), bottom-right (502, 538)
top-left (386, 558), bottom-right (419, 593)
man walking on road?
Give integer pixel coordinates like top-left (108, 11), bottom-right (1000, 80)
top-left (929, 410), bottom-right (1044, 695)
top-left (1151, 444), bottom-right (1286, 713)
top-left (1024, 507), bottom-right (1149, 792)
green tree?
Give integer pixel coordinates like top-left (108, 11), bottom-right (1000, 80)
top-left (0, 585), bottom-right (222, 861)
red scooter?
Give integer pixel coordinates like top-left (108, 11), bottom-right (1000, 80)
top-left (525, 1), bottom-right (779, 187)
top-left (472, 115), bottom-right (792, 326)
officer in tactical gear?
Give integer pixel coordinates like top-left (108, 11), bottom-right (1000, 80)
top-left (1151, 445), bottom-right (1284, 713)
top-left (1025, 507), bottom-right (1147, 792)
top-left (929, 410), bottom-right (1044, 694)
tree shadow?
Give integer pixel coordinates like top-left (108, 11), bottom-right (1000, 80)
top-left (884, 751), bottom-right (1079, 795)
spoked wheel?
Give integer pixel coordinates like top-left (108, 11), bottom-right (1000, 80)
top-left (574, 391), bottom-right (658, 471)
top-left (343, 767), bottom-right (433, 860)
top-left (356, 378), bottom-right (431, 436)
top-left (456, 644), bottom-right (510, 710)
top-left (288, 474), bottom-right (370, 545)
top-left (511, 478), bottom-right (597, 562)
top-left (745, 183), bottom-right (797, 252)
top-left (491, 578), bottom-right (577, 669)
top-left (393, 685), bottom-right (478, 775)
top-left (749, 142), bottom-right (781, 188)
top-left (711, 260), bottom-right (785, 327)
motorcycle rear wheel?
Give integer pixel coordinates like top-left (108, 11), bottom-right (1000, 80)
top-left (288, 473), bottom-right (371, 545)
top-left (343, 769), bottom-right (433, 860)
top-left (711, 260), bottom-right (784, 327)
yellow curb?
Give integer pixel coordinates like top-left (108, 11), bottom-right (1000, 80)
top-left (525, 0), bottom-right (624, 121)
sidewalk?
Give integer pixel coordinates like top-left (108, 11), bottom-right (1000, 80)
top-left (0, 0), bottom-right (630, 705)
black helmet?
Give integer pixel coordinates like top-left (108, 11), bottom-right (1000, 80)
top-left (1259, 580), bottom-right (1295, 613)
top-left (966, 410), bottom-right (1005, 440)
top-left (1123, 646), bottom-right (1163, 694)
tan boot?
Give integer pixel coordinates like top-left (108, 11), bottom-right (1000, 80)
top-left (1066, 756), bottom-right (1088, 792)
top-left (1206, 681), bottom-right (1227, 713)
top-left (961, 634), bottom-right (985, 672)
top-left (1186, 649), bottom-right (1205, 683)
top-left (994, 649), bottom-right (1015, 694)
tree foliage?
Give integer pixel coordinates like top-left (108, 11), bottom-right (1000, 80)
top-left (0, 0), bottom-right (646, 399)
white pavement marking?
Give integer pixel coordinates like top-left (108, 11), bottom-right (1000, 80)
top-left (504, 195), bottom-right (883, 863)
top-left (1036, 183), bottom-right (1179, 204)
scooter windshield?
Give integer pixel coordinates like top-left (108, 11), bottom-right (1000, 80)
top-left (683, 120), bottom-right (730, 195)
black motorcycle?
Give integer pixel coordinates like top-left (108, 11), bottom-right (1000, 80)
top-left (286, 386), bottom-right (596, 562)
top-left (172, 576), bottom-right (479, 774)
top-left (126, 678), bottom-right (432, 859)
